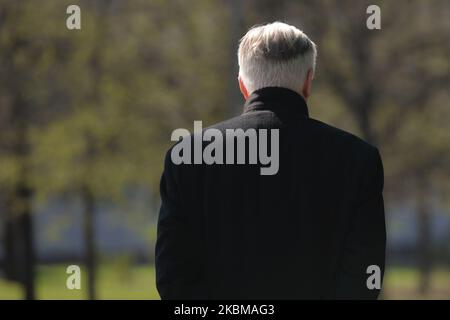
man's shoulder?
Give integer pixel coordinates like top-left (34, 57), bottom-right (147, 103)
top-left (207, 114), bottom-right (378, 153)
top-left (307, 117), bottom-right (379, 156)
top-left (307, 118), bottom-right (383, 185)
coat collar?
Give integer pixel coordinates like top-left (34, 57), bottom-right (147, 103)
top-left (243, 87), bottom-right (309, 118)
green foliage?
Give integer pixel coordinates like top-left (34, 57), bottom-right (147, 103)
top-left (0, 0), bottom-right (229, 204)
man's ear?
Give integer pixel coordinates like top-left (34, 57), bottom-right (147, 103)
top-left (238, 76), bottom-right (250, 100)
top-left (302, 69), bottom-right (314, 100)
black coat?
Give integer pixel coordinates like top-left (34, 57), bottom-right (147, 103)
top-left (156, 87), bottom-right (386, 299)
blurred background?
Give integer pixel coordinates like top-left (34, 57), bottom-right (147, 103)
top-left (0, 0), bottom-right (449, 300)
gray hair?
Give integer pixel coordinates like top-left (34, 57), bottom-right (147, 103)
top-left (238, 22), bottom-right (317, 94)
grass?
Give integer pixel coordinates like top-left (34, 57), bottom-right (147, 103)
top-left (0, 263), bottom-right (160, 300)
top-left (382, 267), bottom-right (450, 300)
top-left (0, 264), bottom-right (449, 299)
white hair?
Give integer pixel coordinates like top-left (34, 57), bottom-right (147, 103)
top-left (238, 22), bottom-right (317, 94)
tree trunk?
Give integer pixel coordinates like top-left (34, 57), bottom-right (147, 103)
top-left (3, 208), bottom-right (17, 282)
top-left (81, 186), bottom-right (96, 300)
top-left (7, 92), bottom-right (36, 300)
top-left (19, 186), bottom-right (35, 300)
top-left (228, 0), bottom-right (245, 116)
top-left (416, 177), bottom-right (432, 296)
top-left (357, 107), bottom-right (376, 146)
top-left (4, 185), bottom-right (35, 300)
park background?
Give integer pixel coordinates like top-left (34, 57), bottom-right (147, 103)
top-left (0, 0), bottom-right (449, 299)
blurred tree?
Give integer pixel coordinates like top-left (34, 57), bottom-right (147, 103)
top-left (27, 0), bottom-right (228, 300)
top-left (0, 0), bottom-right (75, 299)
top-left (226, 0), bottom-right (246, 116)
top-left (0, 0), bottom-right (56, 299)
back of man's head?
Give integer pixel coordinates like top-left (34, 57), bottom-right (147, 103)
top-left (238, 22), bottom-right (317, 96)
